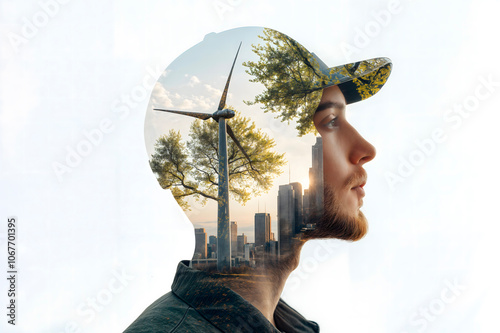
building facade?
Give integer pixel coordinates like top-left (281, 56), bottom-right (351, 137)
top-left (254, 213), bottom-right (271, 248)
top-left (194, 228), bottom-right (207, 259)
top-left (230, 221), bottom-right (237, 258)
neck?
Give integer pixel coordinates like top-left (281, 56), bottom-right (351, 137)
top-left (222, 241), bottom-right (305, 327)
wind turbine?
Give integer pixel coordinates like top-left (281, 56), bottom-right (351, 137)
top-left (154, 42), bottom-right (252, 271)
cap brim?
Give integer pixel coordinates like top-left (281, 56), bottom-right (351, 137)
top-left (312, 56), bottom-right (392, 104)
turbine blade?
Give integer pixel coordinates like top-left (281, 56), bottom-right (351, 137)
top-left (154, 108), bottom-right (213, 120)
top-left (226, 123), bottom-right (256, 171)
top-left (217, 42), bottom-right (242, 111)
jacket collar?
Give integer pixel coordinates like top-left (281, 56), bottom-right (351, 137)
top-left (171, 261), bottom-right (319, 333)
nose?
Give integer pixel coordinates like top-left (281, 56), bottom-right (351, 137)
top-left (348, 126), bottom-right (376, 165)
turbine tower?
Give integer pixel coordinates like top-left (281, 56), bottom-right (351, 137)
top-left (154, 43), bottom-right (252, 271)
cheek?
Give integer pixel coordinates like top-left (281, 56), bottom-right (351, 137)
top-left (322, 138), bottom-right (349, 190)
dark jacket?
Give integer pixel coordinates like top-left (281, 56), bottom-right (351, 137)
top-left (124, 261), bottom-right (319, 332)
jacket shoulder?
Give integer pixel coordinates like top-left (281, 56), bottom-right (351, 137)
top-left (123, 291), bottom-right (222, 333)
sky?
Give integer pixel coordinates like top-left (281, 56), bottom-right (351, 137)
top-left (1, 0), bottom-right (500, 332)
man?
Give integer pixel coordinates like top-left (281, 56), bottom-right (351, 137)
top-left (125, 26), bottom-right (391, 332)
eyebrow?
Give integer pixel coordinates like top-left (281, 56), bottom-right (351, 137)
top-left (315, 101), bottom-right (346, 113)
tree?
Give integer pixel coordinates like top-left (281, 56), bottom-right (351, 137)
top-left (150, 112), bottom-right (286, 210)
top-left (243, 28), bottom-right (327, 136)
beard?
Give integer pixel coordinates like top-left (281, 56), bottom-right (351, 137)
top-left (303, 183), bottom-right (368, 241)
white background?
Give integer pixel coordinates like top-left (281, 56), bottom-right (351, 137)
top-left (1, 0), bottom-right (500, 332)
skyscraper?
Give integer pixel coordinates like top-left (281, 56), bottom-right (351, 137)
top-left (244, 243), bottom-right (254, 262)
top-left (303, 188), bottom-right (310, 220)
top-left (230, 221), bottom-right (237, 258)
top-left (254, 213), bottom-right (271, 248)
top-left (236, 233), bottom-right (247, 256)
top-left (278, 184), bottom-right (300, 256)
top-left (208, 235), bottom-right (217, 258)
top-left (306, 137), bottom-right (323, 221)
top-left (289, 182), bottom-right (304, 234)
top-left (194, 228), bottom-right (207, 259)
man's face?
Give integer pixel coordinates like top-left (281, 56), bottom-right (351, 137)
top-left (310, 85), bottom-right (376, 241)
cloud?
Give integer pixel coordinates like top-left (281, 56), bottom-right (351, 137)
top-left (179, 98), bottom-right (195, 109)
top-left (188, 75), bottom-right (200, 86)
top-left (153, 76), bottom-right (222, 112)
top-left (177, 95), bottom-right (213, 111)
top-left (151, 82), bottom-right (173, 108)
top-left (204, 83), bottom-right (222, 97)
top-left (160, 69), bottom-right (171, 79)
top-left (194, 96), bottom-right (213, 110)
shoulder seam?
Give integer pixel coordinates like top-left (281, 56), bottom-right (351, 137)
top-left (168, 305), bottom-right (191, 333)
top-left (170, 290), bottom-right (224, 332)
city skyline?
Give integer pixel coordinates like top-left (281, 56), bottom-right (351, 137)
top-left (194, 137), bottom-right (323, 243)
top-left (193, 137), bottom-right (323, 265)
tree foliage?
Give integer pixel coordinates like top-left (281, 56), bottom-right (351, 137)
top-left (346, 59), bottom-right (392, 101)
top-left (243, 28), bottom-right (327, 136)
top-left (150, 112), bottom-right (286, 210)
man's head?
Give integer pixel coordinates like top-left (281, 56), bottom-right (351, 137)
top-left (303, 85), bottom-right (376, 241)
top-left (145, 26), bottom-right (392, 267)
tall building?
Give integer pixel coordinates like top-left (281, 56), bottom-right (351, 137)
top-left (244, 243), bottom-right (255, 262)
top-left (306, 137), bottom-right (323, 221)
top-left (237, 233), bottom-right (247, 256)
top-left (231, 221), bottom-right (237, 258)
top-left (194, 228), bottom-right (207, 259)
top-left (289, 182), bottom-right (304, 234)
top-left (269, 240), bottom-right (279, 257)
top-left (303, 188), bottom-right (310, 220)
top-left (278, 184), bottom-right (301, 256)
top-left (254, 213), bottom-right (271, 248)
top-left (208, 235), bottom-right (217, 258)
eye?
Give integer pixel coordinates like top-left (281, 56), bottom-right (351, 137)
top-left (323, 116), bottom-right (337, 129)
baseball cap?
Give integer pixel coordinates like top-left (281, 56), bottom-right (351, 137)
top-left (310, 54), bottom-right (392, 104)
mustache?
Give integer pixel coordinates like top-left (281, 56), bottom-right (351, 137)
top-left (344, 170), bottom-right (367, 189)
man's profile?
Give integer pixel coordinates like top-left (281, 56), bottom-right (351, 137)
top-left (303, 84), bottom-right (375, 242)
top-left (125, 26), bottom-right (391, 332)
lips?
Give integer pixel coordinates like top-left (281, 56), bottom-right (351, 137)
top-left (347, 172), bottom-right (367, 199)
top-left (351, 181), bottom-right (366, 198)
top-left (352, 185), bottom-right (365, 198)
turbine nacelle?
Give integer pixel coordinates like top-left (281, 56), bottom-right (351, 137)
top-left (213, 109), bottom-right (235, 121)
